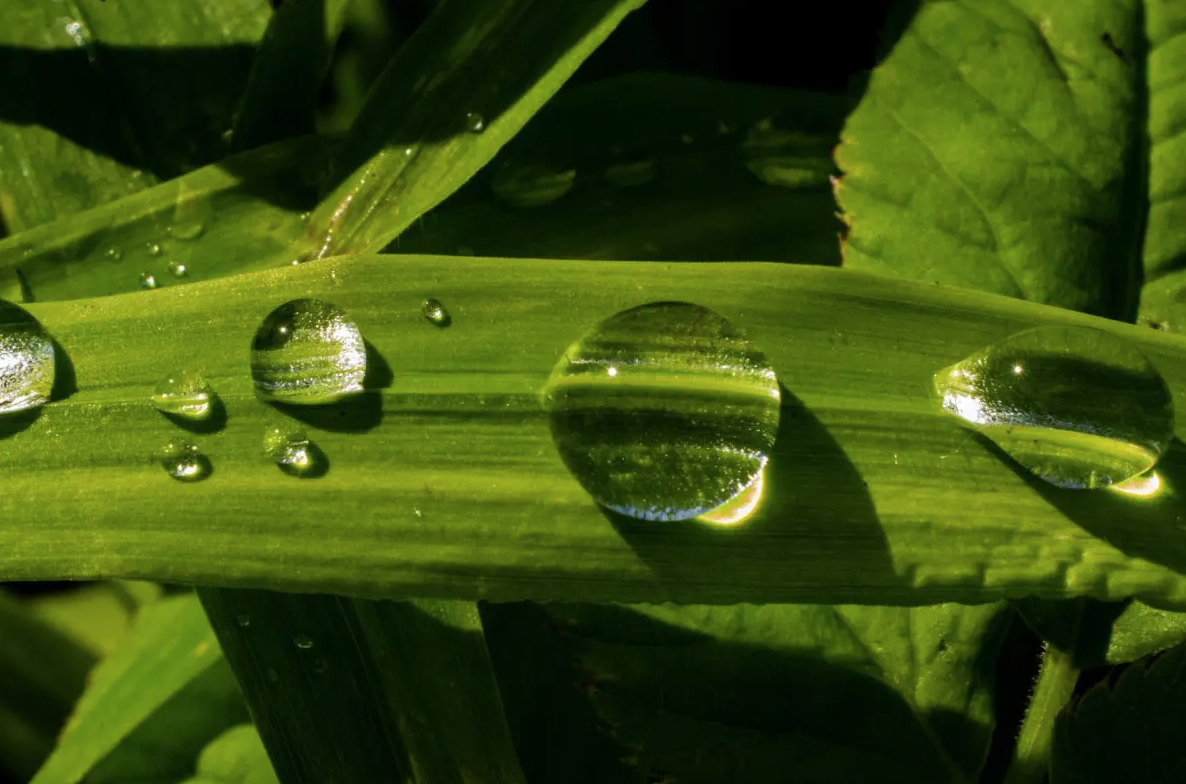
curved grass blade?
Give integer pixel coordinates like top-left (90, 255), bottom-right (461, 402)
top-left (0, 258), bottom-right (1184, 607)
top-left (395, 73), bottom-right (847, 264)
top-left (300, 0), bottom-right (647, 261)
top-left (0, 135), bottom-right (333, 302)
top-left (30, 594), bottom-right (245, 784)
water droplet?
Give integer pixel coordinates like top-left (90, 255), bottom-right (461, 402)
top-left (151, 371), bottom-right (214, 421)
top-left (604, 159), bottom-right (656, 188)
top-left (105, 248), bottom-right (121, 261)
top-left (139, 273), bottom-right (158, 290)
top-left (935, 326), bottom-right (1175, 489)
top-left (263, 422), bottom-right (314, 475)
top-left (250, 299), bottom-right (367, 404)
top-left (311, 658), bottom-right (328, 673)
top-left (235, 613), bottom-right (251, 628)
top-left (543, 302), bottom-right (781, 521)
top-left (158, 440), bottom-right (212, 482)
top-left (465, 112), bottom-right (485, 133)
top-left (147, 243), bottom-right (161, 257)
top-left (422, 298), bottom-right (451, 327)
top-left (220, 128), bottom-right (234, 146)
top-left (168, 261), bottom-right (188, 278)
top-left (741, 121), bottom-right (833, 188)
top-left (170, 183), bottom-right (213, 241)
top-left (292, 633), bottom-right (314, 649)
top-left (0, 301), bottom-right (55, 415)
top-left (490, 161), bottom-right (576, 207)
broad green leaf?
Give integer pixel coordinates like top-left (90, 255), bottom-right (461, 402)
top-left (1139, 268), bottom-right (1186, 334)
top-left (31, 594), bottom-right (246, 784)
top-left (835, 0), bottom-right (1144, 319)
top-left (0, 258), bottom-right (1185, 607)
top-left (395, 73), bottom-right (846, 263)
top-left (553, 602), bottom-right (1007, 783)
top-left (0, 135), bottom-right (331, 302)
top-left (1106, 600), bottom-right (1186, 663)
top-left (0, 592), bottom-right (94, 781)
top-left (1018, 598), bottom-right (1186, 666)
top-left (0, 0), bottom-right (272, 230)
top-left (1051, 641), bottom-right (1186, 783)
top-left (302, 0), bottom-right (646, 260)
top-left (1142, 1), bottom-right (1186, 285)
top-left (26, 580), bottom-right (163, 655)
top-left (178, 725), bottom-right (279, 784)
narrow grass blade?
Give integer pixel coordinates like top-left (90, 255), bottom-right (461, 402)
top-left (352, 599), bottom-right (527, 783)
top-left (301, 0), bottom-right (646, 260)
top-left (30, 594), bottom-right (245, 784)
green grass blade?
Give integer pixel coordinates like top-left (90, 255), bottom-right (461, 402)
top-left (0, 258), bottom-right (1184, 607)
top-left (396, 73), bottom-right (847, 263)
top-left (352, 599), bottom-right (527, 783)
top-left (197, 588), bottom-right (412, 783)
top-left (0, 593), bottom-right (95, 781)
top-left (301, 0), bottom-right (646, 260)
top-left (229, 0), bottom-right (352, 153)
top-left (30, 594), bottom-right (245, 784)
top-left (0, 135), bottom-right (332, 302)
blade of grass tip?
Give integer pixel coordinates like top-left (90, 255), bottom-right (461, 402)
top-left (351, 599), bottom-right (528, 783)
top-left (0, 134), bottom-right (336, 302)
top-left (298, 0), bottom-right (647, 261)
top-left (229, 0), bottom-right (352, 153)
top-left (0, 593), bottom-right (95, 781)
top-left (197, 588), bottom-right (412, 783)
top-left (2, 259), bottom-right (1186, 606)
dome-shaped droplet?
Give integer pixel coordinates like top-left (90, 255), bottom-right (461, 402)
top-left (292, 633), bottom-right (314, 649)
top-left (543, 302), bottom-right (781, 521)
top-left (0, 300), bottom-right (55, 415)
top-left (158, 440), bottom-right (211, 482)
top-left (250, 299), bottom-right (366, 404)
top-left (465, 112), bottom-right (485, 133)
top-left (490, 161), bottom-right (576, 207)
top-left (146, 243), bottom-right (161, 257)
top-left (935, 326), bottom-right (1175, 489)
top-left (422, 298), bottom-right (451, 327)
top-left (263, 422), bottom-right (314, 475)
top-left (105, 248), bottom-right (122, 261)
top-left (235, 613), bottom-right (251, 628)
top-left (151, 371), bottom-right (214, 421)
top-left (168, 261), bottom-right (188, 278)
top-left (139, 273), bottom-right (158, 290)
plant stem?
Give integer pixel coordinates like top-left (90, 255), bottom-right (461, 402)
top-left (1003, 643), bottom-right (1080, 784)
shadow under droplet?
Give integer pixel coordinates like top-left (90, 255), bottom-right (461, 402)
top-left (983, 435), bottom-right (1186, 582)
top-left (268, 392), bottom-right (384, 434)
top-left (600, 384), bottom-right (897, 602)
top-left (277, 441), bottom-right (329, 479)
top-left (364, 339), bottom-right (394, 390)
top-left (0, 407), bottom-right (41, 440)
top-left (50, 337), bottom-right (77, 403)
top-left (158, 395), bottom-right (228, 434)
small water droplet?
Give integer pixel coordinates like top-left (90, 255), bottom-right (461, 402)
top-left (105, 248), bottom-right (122, 261)
top-left (139, 273), bottom-right (158, 290)
top-left (465, 112), bottom-right (485, 133)
top-left (935, 326), bottom-right (1175, 489)
top-left (299, 211), bottom-right (311, 222)
top-left (170, 183), bottom-right (213, 241)
top-left (413, 506), bottom-right (423, 519)
top-left (220, 128), bottom-right (234, 146)
top-left (292, 633), bottom-right (314, 649)
top-left (158, 440), bottom-right (212, 482)
top-left (168, 261), bottom-right (188, 278)
top-left (543, 303), bottom-right (781, 521)
top-left (741, 121), bottom-right (833, 188)
top-left (147, 243), bottom-right (161, 257)
top-left (490, 161), bottom-right (576, 207)
top-left (311, 658), bottom-right (328, 673)
top-left (604, 159), bottom-right (656, 188)
top-left (263, 422), bottom-right (315, 475)
top-left (250, 299), bottom-right (367, 404)
top-left (151, 371), bottom-right (214, 421)
top-left (422, 298), bottom-right (451, 327)
top-left (0, 301), bottom-right (55, 415)
top-left (235, 613), bottom-right (251, 628)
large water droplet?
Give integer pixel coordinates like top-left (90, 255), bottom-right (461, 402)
top-left (465, 112), bottom-right (485, 133)
top-left (139, 273), bottom-right (158, 290)
top-left (170, 194), bottom-right (211, 241)
top-left (263, 422), bottom-right (315, 475)
top-left (151, 371), bottom-right (214, 421)
top-left (250, 299), bottom-right (367, 404)
top-left (543, 302), bottom-right (781, 521)
top-left (490, 161), bottom-right (576, 207)
top-left (158, 440), bottom-right (211, 482)
top-left (604, 159), bottom-right (656, 188)
top-left (422, 298), bottom-right (451, 327)
top-left (0, 301), bottom-right (55, 415)
top-left (935, 326), bottom-right (1175, 489)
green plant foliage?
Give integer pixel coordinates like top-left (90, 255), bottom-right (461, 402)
top-left (1018, 598), bottom-right (1186, 667)
top-left (30, 595), bottom-right (247, 784)
top-left (1051, 641), bottom-right (1186, 782)
top-left (178, 724), bottom-right (279, 784)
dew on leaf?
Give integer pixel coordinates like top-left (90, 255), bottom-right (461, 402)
top-left (934, 326), bottom-right (1174, 489)
top-left (292, 633), bottom-right (314, 649)
top-left (263, 422), bottom-right (315, 475)
top-left (543, 302), bottom-right (781, 521)
top-left (0, 300), bottom-right (55, 415)
top-left (151, 370), bottom-right (215, 421)
top-left (158, 440), bottom-right (211, 482)
top-left (422, 298), bottom-right (451, 327)
top-left (250, 299), bottom-right (366, 404)
top-left (465, 112), bottom-right (485, 133)
top-left (139, 273), bottom-right (158, 290)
